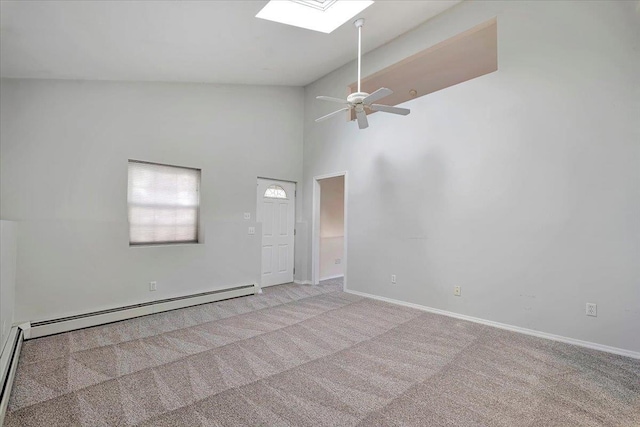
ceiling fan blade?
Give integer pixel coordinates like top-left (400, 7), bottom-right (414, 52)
top-left (370, 104), bottom-right (410, 116)
top-left (355, 110), bottom-right (369, 129)
top-left (316, 95), bottom-right (349, 104)
top-left (363, 87), bottom-right (393, 104)
top-left (315, 107), bottom-right (350, 123)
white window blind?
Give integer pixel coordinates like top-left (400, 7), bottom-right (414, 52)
top-left (127, 160), bottom-right (200, 245)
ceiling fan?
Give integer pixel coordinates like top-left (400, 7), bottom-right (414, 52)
top-left (315, 18), bottom-right (410, 130)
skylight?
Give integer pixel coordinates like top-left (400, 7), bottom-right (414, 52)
top-left (256, 0), bottom-right (374, 34)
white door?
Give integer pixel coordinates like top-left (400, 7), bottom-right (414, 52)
top-left (257, 179), bottom-right (296, 287)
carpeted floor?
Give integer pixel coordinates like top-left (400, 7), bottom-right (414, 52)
top-left (5, 279), bottom-right (640, 426)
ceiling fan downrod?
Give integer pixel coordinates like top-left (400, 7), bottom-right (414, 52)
top-left (354, 18), bottom-right (364, 93)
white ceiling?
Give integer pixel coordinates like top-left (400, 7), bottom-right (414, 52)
top-left (0, 0), bottom-right (460, 86)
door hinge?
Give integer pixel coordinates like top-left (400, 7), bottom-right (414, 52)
top-left (295, 190), bottom-right (297, 197)
top-left (294, 229), bottom-right (296, 235)
top-left (293, 267), bottom-right (296, 275)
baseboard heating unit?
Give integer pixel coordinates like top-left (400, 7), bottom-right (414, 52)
top-left (0, 327), bottom-right (23, 426)
top-left (0, 283), bottom-right (257, 425)
top-left (27, 283), bottom-right (258, 340)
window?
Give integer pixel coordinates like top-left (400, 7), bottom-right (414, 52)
top-left (127, 160), bottom-right (201, 245)
top-left (256, 0), bottom-right (374, 33)
top-left (264, 185), bottom-right (287, 199)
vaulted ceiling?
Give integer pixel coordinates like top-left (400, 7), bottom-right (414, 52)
top-left (0, 1), bottom-right (460, 86)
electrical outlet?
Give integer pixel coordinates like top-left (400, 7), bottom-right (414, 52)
top-left (335, 258), bottom-right (341, 264)
top-left (248, 226), bottom-right (256, 235)
top-left (586, 303), bottom-right (597, 317)
top-left (149, 281), bottom-right (157, 291)
top-left (243, 212), bottom-right (251, 220)
top-left (391, 274), bottom-right (396, 284)
top-left (454, 286), bottom-right (461, 296)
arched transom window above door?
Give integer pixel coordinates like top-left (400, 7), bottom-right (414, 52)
top-left (264, 184), bottom-right (287, 199)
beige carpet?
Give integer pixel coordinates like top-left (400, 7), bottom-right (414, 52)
top-left (5, 279), bottom-right (640, 426)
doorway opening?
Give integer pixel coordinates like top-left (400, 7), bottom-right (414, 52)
top-left (312, 172), bottom-right (347, 289)
top-left (257, 178), bottom-right (296, 288)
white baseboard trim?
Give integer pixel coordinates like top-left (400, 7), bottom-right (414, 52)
top-left (0, 326), bottom-right (23, 426)
top-left (28, 284), bottom-right (258, 340)
top-left (319, 274), bottom-right (344, 281)
top-left (344, 288), bottom-right (640, 360)
top-left (294, 280), bottom-right (313, 285)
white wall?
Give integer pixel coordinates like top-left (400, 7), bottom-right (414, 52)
top-left (302, 1), bottom-right (640, 352)
top-left (319, 176), bottom-right (344, 279)
top-left (0, 79), bottom-right (304, 322)
top-left (0, 221), bottom-right (17, 355)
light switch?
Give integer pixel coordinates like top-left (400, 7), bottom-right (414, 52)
top-left (248, 226), bottom-right (256, 235)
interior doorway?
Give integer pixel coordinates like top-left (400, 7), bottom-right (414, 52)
top-left (256, 178), bottom-right (296, 288)
top-left (312, 172), bottom-right (347, 288)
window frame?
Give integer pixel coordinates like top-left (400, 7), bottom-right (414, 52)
top-left (263, 184), bottom-right (288, 199)
top-left (127, 159), bottom-right (202, 247)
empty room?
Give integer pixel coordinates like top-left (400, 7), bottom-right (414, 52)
top-left (0, 1), bottom-right (638, 426)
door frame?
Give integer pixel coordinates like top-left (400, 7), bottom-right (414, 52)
top-left (256, 177), bottom-right (297, 288)
top-left (312, 171), bottom-right (348, 289)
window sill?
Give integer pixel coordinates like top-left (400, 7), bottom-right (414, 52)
top-left (129, 242), bottom-right (202, 248)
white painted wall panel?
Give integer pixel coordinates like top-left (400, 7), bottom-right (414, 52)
top-left (302, 1), bottom-right (640, 352)
top-left (0, 221), bottom-right (17, 355)
top-left (0, 79), bottom-right (303, 322)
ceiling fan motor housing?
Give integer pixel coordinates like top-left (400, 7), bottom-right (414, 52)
top-left (347, 92), bottom-right (369, 105)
